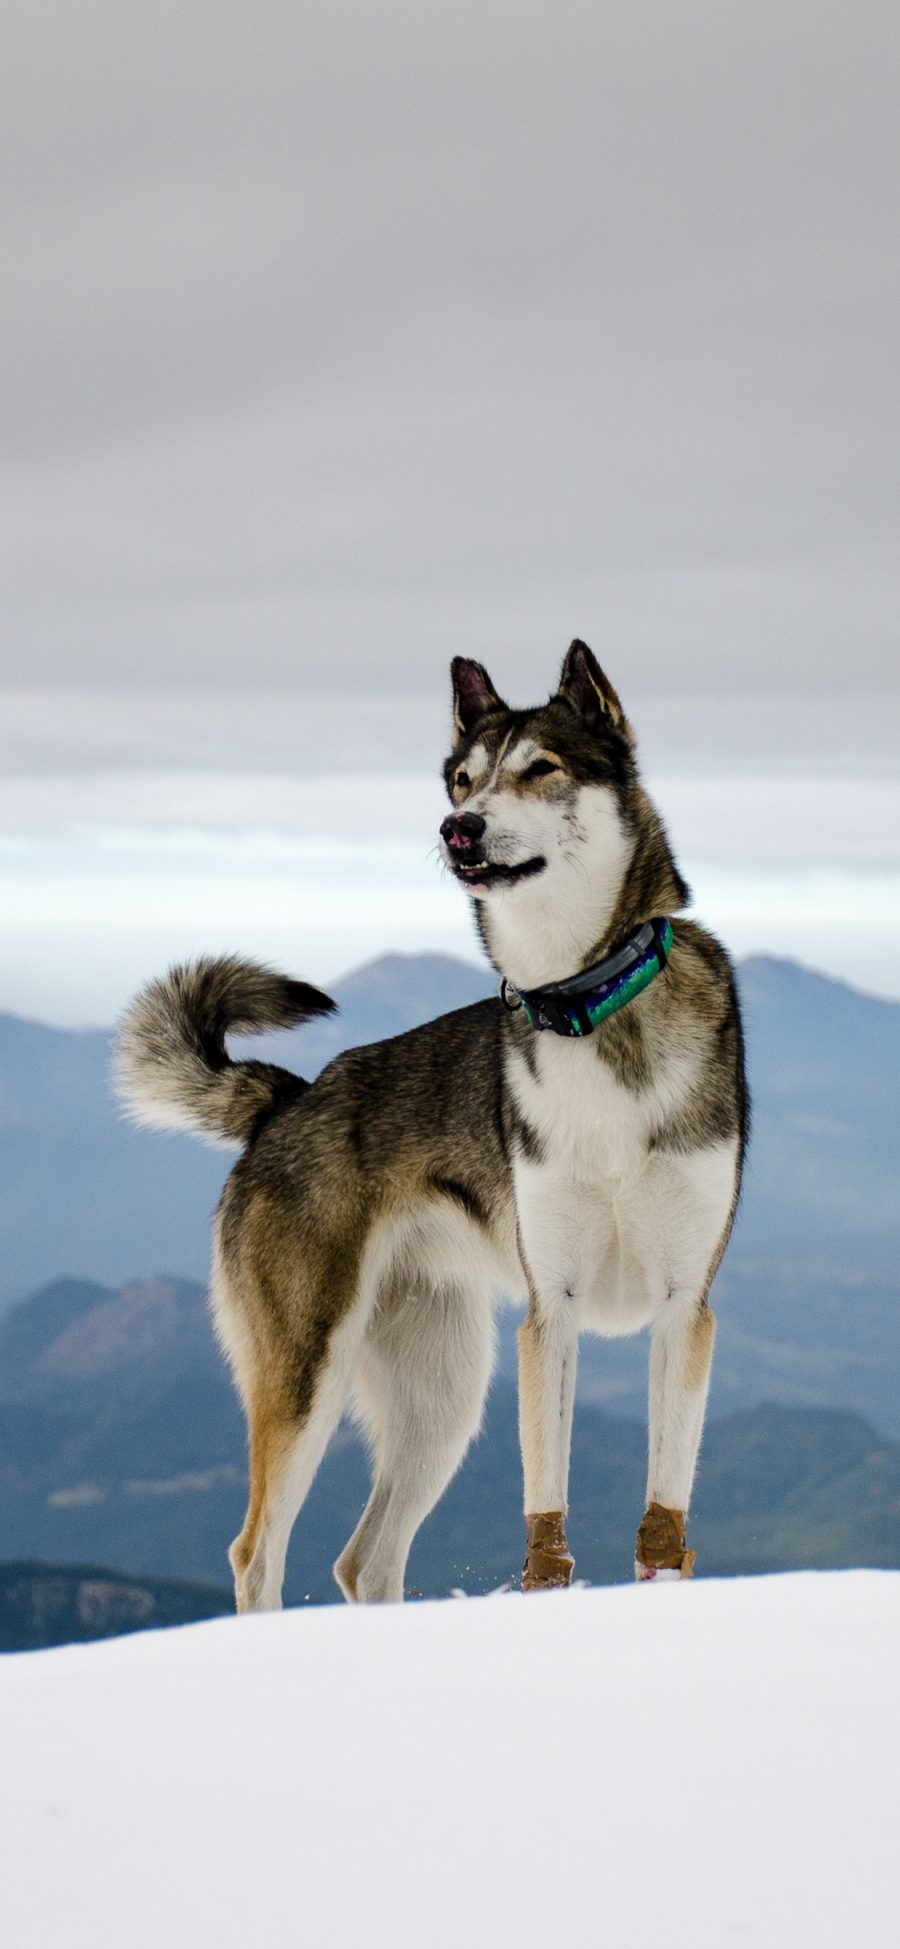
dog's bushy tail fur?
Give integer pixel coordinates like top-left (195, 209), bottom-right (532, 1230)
top-left (114, 956), bottom-right (336, 1147)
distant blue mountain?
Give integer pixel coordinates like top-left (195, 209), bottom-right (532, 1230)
top-left (735, 956), bottom-right (900, 1262)
top-left (1, 952), bottom-right (898, 1431)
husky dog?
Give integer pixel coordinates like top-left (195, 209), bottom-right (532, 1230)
top-left (116, 641), bottom-right (748, 1606)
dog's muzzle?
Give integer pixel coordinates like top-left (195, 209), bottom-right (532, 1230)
top-left (440, 813), bottom-right (545, 891)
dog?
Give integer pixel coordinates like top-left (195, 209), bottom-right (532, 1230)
top-left (116, 640), bottom-right (748, 1605)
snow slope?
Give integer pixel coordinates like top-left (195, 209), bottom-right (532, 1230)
top-left (2, 1572), bottom-right (897, 1948)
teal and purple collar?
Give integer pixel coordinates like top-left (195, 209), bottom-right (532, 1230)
top-left (499, 918), bottom-right (673, 1038)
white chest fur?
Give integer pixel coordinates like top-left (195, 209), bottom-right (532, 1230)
top-left (509, 1033), bottom-right (738, 1336)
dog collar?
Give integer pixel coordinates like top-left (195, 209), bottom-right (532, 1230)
top-left (499, 918), bottom-right (673, 1038)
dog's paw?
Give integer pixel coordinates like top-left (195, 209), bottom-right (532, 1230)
top-left (634, 1502), bottom-right (695, 1580)
top-left (522, 1510), bottom-right (575, 1590)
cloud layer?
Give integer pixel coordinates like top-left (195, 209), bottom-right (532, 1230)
top-left (3, 1), bottom-right (898, 713)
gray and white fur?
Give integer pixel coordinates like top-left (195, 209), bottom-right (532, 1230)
top-left (115, 641), bottom-right (748, 1605)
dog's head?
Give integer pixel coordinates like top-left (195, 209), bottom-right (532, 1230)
top-left (440, 640), bottom-right (637, 915)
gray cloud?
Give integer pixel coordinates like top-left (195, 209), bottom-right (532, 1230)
top-left (2, 0), bottom-right (899, 710)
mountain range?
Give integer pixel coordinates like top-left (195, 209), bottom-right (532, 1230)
top-left (1, 951), bottom-right (898, 1431)
top-left (0, 1560), bottom-right (230, 1651)
top-left (1, 1272), bottom-right (899, 1612)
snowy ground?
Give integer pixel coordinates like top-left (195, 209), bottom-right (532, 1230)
top-left (2, 1572), bottom-right (897, 1948)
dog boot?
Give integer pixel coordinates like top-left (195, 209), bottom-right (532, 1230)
top-left (522, 1511), bottom-right (575, 1590)
top-left (634, 1501), bottom-right (696, 1581)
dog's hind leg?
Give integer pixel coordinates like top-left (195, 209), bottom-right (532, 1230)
top-left (228, 1300), bottom-right (370, 1614)
top-left (334, 1281), bottom-right (494, 1603)
top-left (635, 1293), bottom-right (717, 1581)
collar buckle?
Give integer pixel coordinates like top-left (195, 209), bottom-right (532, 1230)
top-left (533, 993), bottom-right (571, 1036)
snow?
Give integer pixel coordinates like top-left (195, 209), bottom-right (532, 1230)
top-left (2, 1572), bottom-right (897, 1948)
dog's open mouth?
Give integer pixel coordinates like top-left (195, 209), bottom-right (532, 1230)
top-left (452, 854), bottom-right (546, 891)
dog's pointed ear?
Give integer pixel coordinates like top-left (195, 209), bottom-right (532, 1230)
top-left (450, 658), bottom-right (507, 743)
top-left (557, 640), bottom-right (634, 743)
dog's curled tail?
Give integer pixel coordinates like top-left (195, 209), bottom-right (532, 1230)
top-left (114, 956), bottom-right (336, 1148)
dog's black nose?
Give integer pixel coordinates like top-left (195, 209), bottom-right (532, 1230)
top-left (440, 811), bottom-right (486, 851)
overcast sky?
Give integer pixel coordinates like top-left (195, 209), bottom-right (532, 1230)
top-left (3, 2), bottom-right (899, 721)
top-left (2, 3), bottom-right (898, 1018)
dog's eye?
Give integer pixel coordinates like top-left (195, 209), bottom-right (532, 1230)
top-left (522, 758), bottom-right (560, 781)
top-left (454, 769), bottom-right (471, 792)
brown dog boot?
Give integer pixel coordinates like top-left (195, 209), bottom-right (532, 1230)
top-left (635, 1501), bottom-right (696, 1581)
top-left (522, 1511), bottom-right (575, 1591)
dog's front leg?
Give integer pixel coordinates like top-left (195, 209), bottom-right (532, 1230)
top-left (517, 1293), bottom-right (578, 1590)
top-left (636, 1294), bottom-right (717, 1581)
